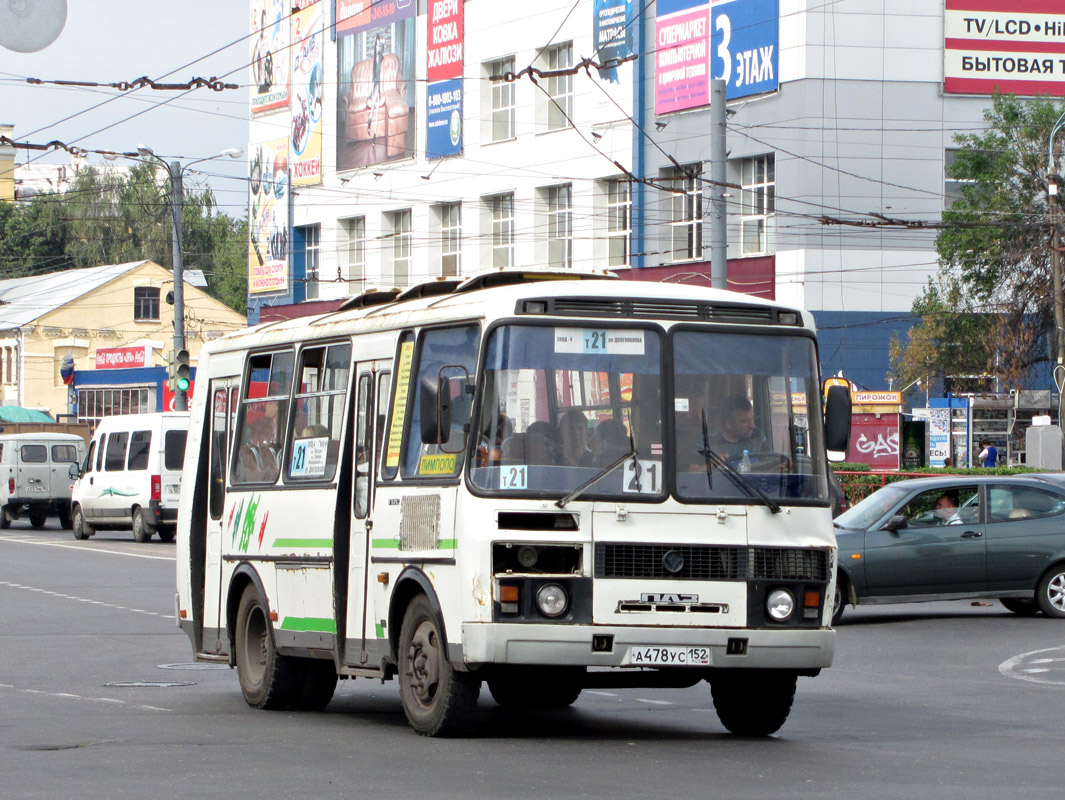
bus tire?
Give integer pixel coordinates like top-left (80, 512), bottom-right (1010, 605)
top-left (293, 658), bottom-right (338, 711)
top-left (58, 508), bottom-right (73, 530)
top-left (132, 507), bottom-right (153, 543)
top-left (488, 666), bottom-right (583, 709)
top-left (709, 669), bottom-right (796, 736)
top-left (398, 594), bottom-right (479, 736)
top-left (234, 584), bottom-right (302, 710)
top-left (72, 505), bottom-right (92, 540)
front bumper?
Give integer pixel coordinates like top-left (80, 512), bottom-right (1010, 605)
top-left (460, 622), bottom-right (835, 670)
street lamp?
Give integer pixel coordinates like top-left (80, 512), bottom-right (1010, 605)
top-left (136, 146), bottom-right (243, 410)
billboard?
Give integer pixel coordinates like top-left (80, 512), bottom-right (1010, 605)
top-left (945, 0), bottom-right (1065, 96)
top-left (594, 0), bottom-right (637, 83)
top-left (847, 413), bottom-right (901, 470)
top-left (655, 0), bottom-right (778, 115)
top-left (426, 0), bottom-right (464, 159)
top-left (249, 137), bottom-right (290, 294)
top-left (291, 0), bottom-right (324, 186)
top-left (336, 0), bottom-right (417, 171)
top-left (251, 0), bottom-right (289, 114)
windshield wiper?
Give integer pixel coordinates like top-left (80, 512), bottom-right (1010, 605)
top-left (697, 410), bottom-right (780, 514)
top-left (555, 449), bottom-right (637, 509)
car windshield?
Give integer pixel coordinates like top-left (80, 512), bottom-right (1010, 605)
top-left (834, 483), bottom-right (910, 529)
top-left (468, 324), bottom-right (830, 504)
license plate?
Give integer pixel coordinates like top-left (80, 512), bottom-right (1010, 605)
top-left (165, 484), bottom-right (180, 496)
top-left (625, 646), bottom-right (711, 666)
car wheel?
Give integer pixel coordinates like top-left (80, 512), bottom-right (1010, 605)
top-left (0, 506), bottom-right (11, 529)
top-left (72, 505), bottom-right (93, 540)
top-left (999, 597), bottom-right (1039, 616)
top-left (398, 594), bottom-right (480, 736)
top-left (234, 584), bottom-right (302, 709)
top-left (831, 571), bottom-right (848, 626)
top-left (156, 527), bottom-right (175, 543)
top-left (1036, 566), bottom-right (1065, 618)
top-left (709, 669), bottom-right (797, 736)
top-left (28, 511), bottom-right (47, 529)
top-left (58, 509), bottom-right (73, 530)
top-left (131, 507), bottom-right (153, 543)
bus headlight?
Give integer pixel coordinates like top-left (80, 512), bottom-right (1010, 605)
top-left (766, 589), bottom-right (795, 622)
top-left (536, 583), bottom-right (569, 618)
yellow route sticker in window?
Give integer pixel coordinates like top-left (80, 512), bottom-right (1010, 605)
top-left (419, 453), bottom-right (457, 475)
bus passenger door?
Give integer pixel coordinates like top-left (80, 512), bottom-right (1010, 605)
top-left (201, 381), bottom-right (236, 655)
top-left (343, 365), bottom-right (386, 668)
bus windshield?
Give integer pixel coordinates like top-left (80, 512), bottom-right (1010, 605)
top-left (468, 324), bottom-right (828, 504)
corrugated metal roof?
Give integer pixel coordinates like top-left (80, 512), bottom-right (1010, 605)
top-left (0, 261), bottom-right (150, 329)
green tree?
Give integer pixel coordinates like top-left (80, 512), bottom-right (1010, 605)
top-left (895, 92), bottom-right (1060, 391)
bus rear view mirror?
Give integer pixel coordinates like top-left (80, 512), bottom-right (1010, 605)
top-left (419, 375), bottom-right (450, 444)
top-left (824, 384), bottom-right (851, 454)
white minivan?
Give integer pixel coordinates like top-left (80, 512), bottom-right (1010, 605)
top-left (0, 432), bottom-right (86, 529)
top-left (70, 412), bottom-right (189, 542)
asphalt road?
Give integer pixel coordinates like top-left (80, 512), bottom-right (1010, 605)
top-left (2, 520), bottom-right (1063, 800)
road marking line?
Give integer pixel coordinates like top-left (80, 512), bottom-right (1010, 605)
top-left (0, 580), bottom-right (174, 619)
top-left (587, 691), bottom-right (618, 697)
top-left (0, 537), bottom-right (174, 562)
top-left (637, 698), bottom-right (672, 705)
top-left (1000, 646), bottom-right (1065, 686)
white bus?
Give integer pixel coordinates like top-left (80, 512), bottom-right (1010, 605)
top-left (176, 271), bottom-right (850, 737)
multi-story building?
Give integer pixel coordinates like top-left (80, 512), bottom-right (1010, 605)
top-left (247, 0), bottom-right (1061, 389)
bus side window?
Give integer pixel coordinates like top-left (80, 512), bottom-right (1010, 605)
top-left (232, 349), bottom-right (293, 485)
top-left (285, 342), bottom-right (350, 482)
top-left (209, 386), bottom-right (228, 520)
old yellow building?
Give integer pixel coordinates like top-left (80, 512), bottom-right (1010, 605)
top-left (0, 260), bottom-right (246, 420)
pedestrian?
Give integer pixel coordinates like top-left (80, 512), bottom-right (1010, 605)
top-left (978, 439), bottom-right (998, 468)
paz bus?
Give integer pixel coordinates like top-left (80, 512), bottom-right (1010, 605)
top-left (175, 270), bottom-right (851, 737)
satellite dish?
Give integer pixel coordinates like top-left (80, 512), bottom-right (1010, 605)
top-left (0, 0), bottom-right (68, 53)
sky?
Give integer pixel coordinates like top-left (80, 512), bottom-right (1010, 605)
top-left (0, 0), bottom-right (250, 217)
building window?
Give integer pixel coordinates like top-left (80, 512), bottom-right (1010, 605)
top-left (606, 179), bottom-right (631, 268)
top-left (386, 209), bottom-right (412, 287)
top-left (488, 57), bottom-right (515, 142)
top-left (297, 224), bottom-right (321, 300)
top-left (435, 203), bottom-right (461, 277)
top-left (546, 184), bottom-right (573, 268)
top-left (544, 43), bottom-right (573, 131)
top-left (666, 165), bottom-right (702, 262)
top-left (740, 155), bottom-right (774, 255)
top-left (340, 216), bottom-right (366, 289)
top-left (489, 193), bottom-right (514, 268)
top-left (76, 387), bottom-right (152, 427)
top-left (134, 287), bottom-right (160, 321)
top-left (945, 148), bottom-right (977, 207)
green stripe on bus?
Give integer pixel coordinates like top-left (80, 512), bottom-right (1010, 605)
top-left (279, 617), bottom-right (337, 633)
top-left (375, 622), bottom-right (385, 638)
top-left (438, 539), bottom-right (457, 549)
top-left (272, 538), bottom-right (333, 548)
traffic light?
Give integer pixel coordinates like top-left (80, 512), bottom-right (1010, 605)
top-left (174, 349), bottom-right (191, 392)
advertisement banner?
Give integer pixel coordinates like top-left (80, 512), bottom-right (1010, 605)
top-left (335, 0), bottom-right (417, 171)
top-left (945, 0), bottom-right (1065, 96)
top-left (655, 0), bottom-right (779, 115)
top-left (248, 137), bottom-right (290, 294)
top-left (291, 1), bottom-right (324, 186)
top-left (847, 413), bottom-right (901, 470)
top-left (96, 346), bottom-right (149, 370)
top-left (251, 0), bottom-right (289, 114)
top-left (426, 0), bottom-right (463, 159)
top-left (594, 0), bottom-right (636, 82)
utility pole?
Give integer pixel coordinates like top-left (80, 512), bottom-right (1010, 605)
top-left (169, 160), bottom-right (187, 412)
top-left (710, 79), bottom-right (728, 290)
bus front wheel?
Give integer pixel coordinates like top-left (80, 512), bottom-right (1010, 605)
top-left (398, 594), bottom-right (479, 736)
top-left (234, 584), bottom-right (301, 709)
top-left (709, 669), bottom-right (797, 736)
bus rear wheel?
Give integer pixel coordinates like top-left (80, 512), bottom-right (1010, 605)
top-left (709, 669), bottom-right (797, 736)
top-left (398, 594), bottom-right (479, 736)
top-left (234, 584), bottom-right (302, 709)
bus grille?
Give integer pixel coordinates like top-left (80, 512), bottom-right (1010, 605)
top-left (748, 547), bottom-right (830, 581)
top-left (544, 297), bottom-right (779, 323)
top-left (595, 544), bottom-right (830, 582)
top-left (594, 544), bottom-right (745, 581)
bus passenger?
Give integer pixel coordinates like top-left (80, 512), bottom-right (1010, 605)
top-left (559, 409), bottom-right (594, 467)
